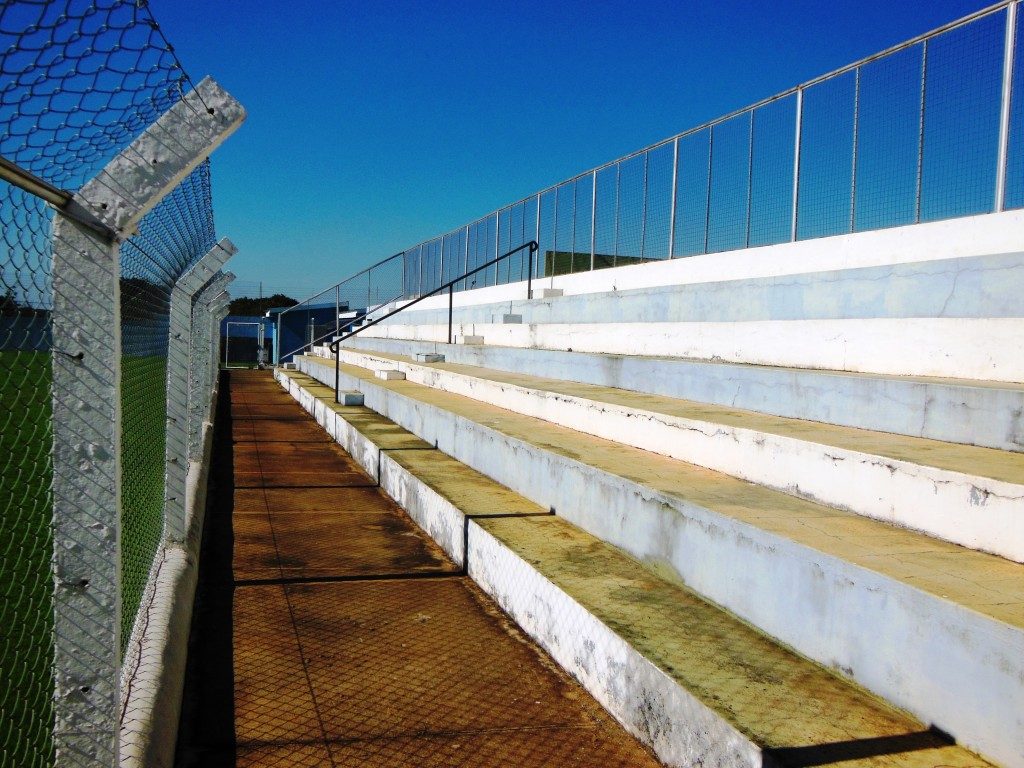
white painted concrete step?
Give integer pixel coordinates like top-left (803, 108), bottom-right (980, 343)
top-left (329, 337), bottom-right (1024, 453)
top-left (328, 346), bottom-right (1024, 563)
top-left (293, 354), bottom-right (1024, 767)
top-left (354, 318), bottom-right (1024, 382)
top-left (273, 368), bottom-right (994, 768)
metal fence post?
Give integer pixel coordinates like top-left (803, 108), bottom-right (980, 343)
top-left (705, 126), bottom-right (715, 253)
top-left (996, 1), bottom-right (1018, 211)
top-left (850, 67), bottom-right (861, 232)
top-left (590, 170), bottom-right (597, 270)
top-left (791, 88), bottom-right (803, 241)
top-left (915, 40), bottom-right (929, 223)
top-left (164, 240), bottom-right (236, 544)
top-left (745, 110), bottom-right (755, 247)
top-left (668, 138), bottom-right (679, 258)
top-left (50, 77), bottom-right (244, 766)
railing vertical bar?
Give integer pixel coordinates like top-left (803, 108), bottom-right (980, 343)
top-left (916, 39), bottom-right (929, 223)
top-left (571, 179), bottom-right (578, 271)
top-left (493, 211), bottom-right (500, 286)
top-left (851, 66), bottom-right (861, 232)
top-left (668, 137), bottom-right (679, 258)
top-left (791, 87), bottom-right (803, 241)
top-left (590, 169), bottom-right (597, 271)
top-left (996, 1), bottom-right (1018, 211)
top-left (640, 150), bottom-right (649, 260)
top-left (745, 109), bottom-right (755, 247)
top-left (613, 162), bottom-right (621, 267)
top-left (439, 234), bottom-right (446, 291)
top-left (533, 193), bottom-right (541, 289)
top-left (463, 224), bottom-right (470, 291)
top-left (704, 125), bottom-right (714, 253)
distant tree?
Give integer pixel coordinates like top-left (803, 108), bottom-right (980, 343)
top-left (229, 293), bottom-right (298, 316)
top-left (1, 288), bottom-right (47, 317)
top-left (0, 288), bottom-right (19, 316)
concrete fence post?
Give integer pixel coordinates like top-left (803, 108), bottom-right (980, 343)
top-left (50, 77), bottom-right (244, 765)
top-left (164, 240), bottom-right (236, 544)
top-left (190, 271), bottom-right (234, 459)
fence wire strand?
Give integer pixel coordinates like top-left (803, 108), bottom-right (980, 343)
top-left (1, 1), bottom-right (218, 764)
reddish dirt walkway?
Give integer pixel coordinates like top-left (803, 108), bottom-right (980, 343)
top-left (175, 370), bottom-right (661, 767)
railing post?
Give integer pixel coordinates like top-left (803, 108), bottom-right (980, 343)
top-left (745, 110), bottom-right (755, 247)
top-left (334, 337), bottom-right (341, 404)
top-left (668, 138), bottom-right (679, 258)
top-left (704, 126), bottom-right (715, 253)
top-left (915, 40), bottom-right (929, 223)
top-left (791, 88), bottom-right (803, 241)
top-left (996, 1), bottom-right (1018, 212)
top-left (50, 77), bottom-right (244, 766)
top-left (850, 67), bottom-right (861, 232)
top-left (590, 170), bottom-right (598, 270)
top-left (164, 239), bottom-right (236, 543)
top-left (640, 151), bottom-right (649, 260)
top-left (527, 242), bottom-right (536, 301)
top-left (613, 166), bottom-right (620, 267)
top-left (439, 234), bottom-right (446, 289)
top-left (533, 195), bottom-right (541, 286)
top-left (448, 284), bottom-right (454, 344)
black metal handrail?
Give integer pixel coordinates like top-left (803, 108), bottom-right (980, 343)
top-left (326, 240), bottom-right (539, 402)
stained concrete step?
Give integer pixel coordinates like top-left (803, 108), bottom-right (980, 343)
top-left (273, 368), bottom-right (994, 768)
top-left (324, 346), bottom-right (1024, 563)
top-left (352, 317), bottom-right (1024, 381)
top-left (290, 354), bottom-right (1024, 767)
top-left (330, 337), bottom-right (1024, 453)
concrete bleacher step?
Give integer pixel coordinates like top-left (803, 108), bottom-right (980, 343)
top-left (323, 346), bottom-right (1024, 563)
top-left (292, 354), bottom-right (1024, 767)
top-left (354, 317), bottom-right (1024, 381)
top-left (273, 368), bottom-right (995, 768)
top-left (329, 337), bottom-right (1024, 453)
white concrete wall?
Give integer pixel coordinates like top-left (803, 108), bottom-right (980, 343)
top-left (358, 318), bottom-right (1024, 382)
top-left (383, 210), bottom-right (1024, 314)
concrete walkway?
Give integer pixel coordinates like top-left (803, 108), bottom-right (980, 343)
top-left (175, 370), bottom-right (661, 767)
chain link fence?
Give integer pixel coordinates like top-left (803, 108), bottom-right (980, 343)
top-left (295, 0), bottom-right (1024, 331)
top-left (1, 1), bottom-right (241, 764)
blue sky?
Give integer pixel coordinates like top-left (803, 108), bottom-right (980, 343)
top-left (152, 0), bottom-right (988, 300)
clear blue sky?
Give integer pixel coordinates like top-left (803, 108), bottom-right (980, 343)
top-left (152, 0), bottom-right (987, 300)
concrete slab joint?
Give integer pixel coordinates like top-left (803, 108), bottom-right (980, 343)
top-left (50, 76), bottom-right (245, 767)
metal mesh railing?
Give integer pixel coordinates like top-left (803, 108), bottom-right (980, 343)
top-left (276, 251), bottom-right (405, 362)
top-left (303, 1), bottom-right (1024, 313)
top-left (1, 2), bottom-right (234, 764)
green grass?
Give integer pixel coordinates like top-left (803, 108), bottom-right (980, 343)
top-left (0, 350), bottom-right (172, 765)
top-left (120, 355), bottom-right (169, 649)
top-left (0, 350), bottom-right (54, 768)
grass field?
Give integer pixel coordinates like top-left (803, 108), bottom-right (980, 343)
top-left (0, 349), bottom-right (171, 763)
top-left (119, 354), bottom-right (169, 648)
top-left (0, 350), bottom-right (54, 767)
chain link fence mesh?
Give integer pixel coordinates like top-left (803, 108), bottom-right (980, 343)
top-left (119, 161), bottom-right (216, 649)
top-left (1, 1), bottom-right (222, 763)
